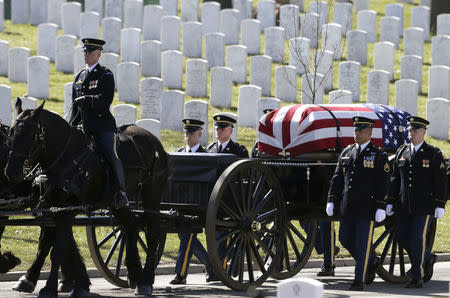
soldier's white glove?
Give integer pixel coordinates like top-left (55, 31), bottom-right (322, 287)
top-left (326, 202), bottom-right (334, 216)
top-left (434, 207), bottom-right (445, 219)
top-left (375, 209), bottom-right (386, 222)
top-left (386, 204), bottom-right (394, 216)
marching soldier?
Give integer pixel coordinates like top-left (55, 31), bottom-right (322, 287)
top-left (69, 38), bottom-right (129, 208)
top-left (387, 116), bottom-right (447, 288)
top-left (315, 222), bottom-right (340, 276)
top-left (326, 116), bottom-right (389, 290)
top-left (207, 114), bottom-right (249, 158)
top-left (171, 119), bottom-right (217, 284)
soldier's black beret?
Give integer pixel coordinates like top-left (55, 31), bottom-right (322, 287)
top-left (82, 38), bottom-right (105, 52)
top-left (182, 118), bottom-right (204, 133)
top-left (407, 116), bottom-right (429, 130)
top-left (352, 116), bottom-right (374, 131)
top-left (213, 113), bottom-right (236, 128)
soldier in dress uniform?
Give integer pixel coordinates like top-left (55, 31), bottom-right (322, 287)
top-left (206, 114), bottom-right (248, 158)
top-left (69, 38), bottom-right (129, 208)
top-left (170, 119), bottom-right (217, 284)
top-left (326, 116), bottom-right (389, 290)
top-left (387, 116), bottom-right (447, 288)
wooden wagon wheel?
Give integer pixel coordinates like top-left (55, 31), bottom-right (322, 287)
top-left (206, 159), bottom-right (285, 291)
top-left (86, 225), bottom-right (166, 288)
top-left (270, 219), bottom-right (318, 280)
top-left (374, 215), bottom-right (436, 283)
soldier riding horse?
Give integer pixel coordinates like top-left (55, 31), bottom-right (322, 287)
top-left (4, 99), bottom-right (169, 297)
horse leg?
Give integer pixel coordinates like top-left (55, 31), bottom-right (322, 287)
top-left (0, 217), bottom-right (21, 274)
top-left (143, 214), bottom-right (160, 287)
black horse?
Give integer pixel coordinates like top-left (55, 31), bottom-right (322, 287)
top-left (5, 99), bottom-right (169, 297)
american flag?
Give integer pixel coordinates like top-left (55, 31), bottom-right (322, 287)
top-left (257, 104), bottom-right (410, 157)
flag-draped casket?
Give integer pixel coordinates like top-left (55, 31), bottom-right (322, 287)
top-left (257, 104), bottom-right (411, 158)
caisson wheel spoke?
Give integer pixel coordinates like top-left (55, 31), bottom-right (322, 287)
top-left (256, 208), bottom-right (279, 223)
top-left (220, 199), bottom-right (240, 220)
top-left (216, 230), bottom-right (239, 245)
top-left (238, 240), bottom-right (245, 283)
top-left (115, 236), bottom-right (126, 276)
top-left (253, 190), bottom-right (274, 214)
top-left (105, 231), bottom-right (123, 267)
top-left (137, 234), bottom-right (148, 252)
top-left (239, 170), bottom-right (248, 214)
top-left (399, 246), bottom-right (406, 276)
top-left (389, 239), bottom-right (398, 274)
top-left (227, 238), bottom-right (242, 277)
top-left (245, 238), bottom-right (255, 283)
top-left (252, 233), bottom-right (276, 259)
top-left (288, 222), bottom-right (308, 244)
top-left (227, 182), bottom-right (244, 217)
top-left (246, 169), bottom-right (256, 215)
top-left (251, 174), bottom-right (266, 210)
top-left (249, 237), bottom-right (266, 273)
top-left (373, 227), bottom-right (392, 249)
top-left (380, 232), bottom-right (394, 262)
top-left (98, 227), bottom-right (120, 248)
top-left (287, 228), bottom-right (302, 260)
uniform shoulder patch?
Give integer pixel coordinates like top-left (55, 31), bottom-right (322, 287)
top-left (384, 162), bottom-right (390, 173)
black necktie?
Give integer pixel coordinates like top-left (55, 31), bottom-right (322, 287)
top-left (356, 145), bottom-right (361, 156)
top-left (411, 147), bottom-right (415, 157)
top-left (188, 148), bottom-right (192, 152)
top-left (218, 144), bottom-right (222, 153)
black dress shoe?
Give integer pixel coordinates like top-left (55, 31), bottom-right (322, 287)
top-left (170, 274), bottom-right (186, 285)
top-left (365, 257), bottom-right (380, 285)
top-left (423, 253), bottom-right (437, 283)
top-left (349, 280), bottom-right (364, 291)
top-left (317, 266), bottom-right (335, 276)
top-left (406, 279), bottom-right (423, 288)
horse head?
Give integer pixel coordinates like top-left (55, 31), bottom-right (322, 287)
top-left (4, 99), bottom-right (45, 185)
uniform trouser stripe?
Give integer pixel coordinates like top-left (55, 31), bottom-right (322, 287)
top-left (223, 236), bottom-right (230, 269)
top-left (330, 221), bottom-right (335, 267)
top-left (180, 234), bottom-right (194, 277)
top-left (362, 221), bottom-right (374, 282)
top-left (420, 215), bottom-right (430, 278)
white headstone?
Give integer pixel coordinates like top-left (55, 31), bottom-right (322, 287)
top-left (401, 55), bottom-right (422, 93)
top-left (329, 89), bottom-right (353, 104)
top-left (277, 278), bottom-right (323, 298)
top-left (322, 23), bottom-right (342, 60)
top-left (432, 35), bottom-right (450, 67)
top-left (289, 37), bottom-right (309, 75)
top-left (102, 17), bottom-right (122, 54)
top-left (0, 85), bottom-right (11, 126)
top-left (404, 27), bottom-right (424, 58)
top-left (47, 0), bottom-right (65, 28)
top-left (210, 67), bottom-right (232, 108)
top-left (241, 19), bottom-right (260, 55)
top-left (205, 33), bottom-right (225, 69)
top-left (374, 41), bottom-right (395, 80)
top-left (238, 85), bottom-right (261, 127)
top-left (64, 82), bottom-right (73, 121)
top-left (357, 10), bottom-right (376, 43)
top-left (395, 79), bottom-right (418, 115)
top-left (420, 0), bottom-right (431, 6)
top-left (353, 0), bottom-right (369, 11)
top-left (143, 5), bottom-right (162, 40)
top-left (113, 104), bottom-right (137, 127)
top-left (184, 100), bottom-right (208, 145)
top-left (427, 98), bottom-right (449, 140)
top-left (136, 119), bottom-right (161, 139)
top-left (12, 0), bottom-right (29, 24)
top-left (226, 45), bottom-right (247, 84)
top-left (124, 0), bottom-right (143, 29)
top-left (367, 70), bottom-right (390, 104)
top-left (264, 26), bottom-right (285, 63)
top-left (334, 2), bottom-right (352, 36)
top-left (86, 0), bottom-right (103, 17)
top-left (280, 4), bottom-right (299, 40)
top-left (428, 65), bottom-right (450, 100)
top-left (302, 73), bottom-right (324, 104)
top-left (8, 47), bottom-right (30, 83)
top-left (220, 9), bottom-right (240, 45)
top-left (0, 1), bottom-right (4, 32)
top-left (182, 22), bottom-right (202, 58)
top-left (38, 23), bottom-right (58, 62)
top-left (315, 50), bottom-right (334, 91)
top-left (275, 65), bottom-right (297, 102)
top-left (0, 40), bottom-right (8, 76)
top-left (257, 0), bottom-right (275, 31)
top-left (185, 59), bottom-right (208, 97)
top-left (380, 16), bottom-right (400, 49)
top-left (201, 2), bottom-right (220, 35)
top-left (181, 0), bottom-right (198, 22)
top-left (411, 6), bottom-right (430, 42)
top-left (257, 97), bottom-right (281, 120)
top-left (437, 14), bottom-right (450, 36)
top-left (141, 40), bottom-right (161, 77)
top-left (161, 90), bottom-right (184, 131)
top-left (99, 52), bottom-right (119, 89)
top-left (62, 2), bottom-right (81, 37)
top-left (346, 30), bottom-right (367, 65)
top-left (80, 11), bottom-right (100, 39)
top-left (233, 0), bottom-right (250, 20)
top-left (161, 16), bottom-right (181, 51)
top-left (117, 62), bottom-right (140, 104)
top-left (250, 55), bottom-right (272, 96)
top-left (386, 4), bottom-right (404, 38)
top-left (309, 1), bottom-right (327, 29)
top-left (141, 77), bottom-right (163, 120)
top-left (105, 0), bottom-right (123, 20)
top-left (160, 0), bottom-right (178, 16)
top-left (161, 50), bottom-right (183, 89)
top-left (300, 13), bottom-right (319, 48)
top-left (73, 45), bottom-right (85, 75)
top-left (30, 0), bottom-right (47, 25)
top-left (339, 61), bottom-right (361, 102)
top-left (121, 28), bottom-right (141, 63)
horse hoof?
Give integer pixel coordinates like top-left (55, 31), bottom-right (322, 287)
top-left (37, 286), bottom-right (57, 298)
top-left (12, 275), bottom-right (35, 293)
top-left (127, 274), bottom-right (136, 289)
top-left (58, 280), bottom-right (74, 293)
top-left (134, 284), bottom-right (152, 296)
top-left (69, 287), bottom-right (90, 298)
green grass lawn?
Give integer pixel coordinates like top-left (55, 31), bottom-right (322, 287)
top-left (1, 0), bottom-right (450, 271)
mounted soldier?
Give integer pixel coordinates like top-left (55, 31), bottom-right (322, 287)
top-left (69, 38), bottom-right (129, 208)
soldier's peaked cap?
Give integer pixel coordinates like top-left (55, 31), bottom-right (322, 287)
top-left (213, 113), bottom-right (236, 128)
top-left (82, 38), bottom-right (105, 52)
top-left (182, 119), bottom-right (204, 132)
top-left (352, 116), bottom-right (374, 131)
top-left (407, 115), bottom-right (429, 130)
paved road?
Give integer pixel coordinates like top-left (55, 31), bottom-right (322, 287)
top-left (1, 262), bottom-right (449, 297)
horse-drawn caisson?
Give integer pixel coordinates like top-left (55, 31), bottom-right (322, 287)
top-left (0, 100), bottom-right (442, 295)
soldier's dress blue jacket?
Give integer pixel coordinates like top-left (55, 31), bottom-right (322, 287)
top-left (207, 139), bottom-right (249, 158)
top-left (388, 142), bottom-right (447, 282)
top-left (328, 142), bottom-right (390, 283)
